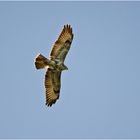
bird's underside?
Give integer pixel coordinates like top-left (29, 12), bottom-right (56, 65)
top-left (35, 24), bottom-right (73, 107)
top-left (35, 54), bottom-right (68, 71)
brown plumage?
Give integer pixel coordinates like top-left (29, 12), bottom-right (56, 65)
top-left (35, 24), bottom-right (74, 107)
top-left (50, 25), bottom-right (73, 61)
top-left (45, 69), bottom-right (61, 106)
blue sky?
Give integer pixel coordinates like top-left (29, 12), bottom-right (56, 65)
top-left (0, 1), bottom-right (140, 139)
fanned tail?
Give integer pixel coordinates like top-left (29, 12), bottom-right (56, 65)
top-left (35, 54), bottom-right (49, 69)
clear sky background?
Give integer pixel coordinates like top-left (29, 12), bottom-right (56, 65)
top-left (0, 1), bottom-right (140, 139)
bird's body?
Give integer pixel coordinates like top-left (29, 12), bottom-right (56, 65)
top-left (35, 25), bottom-right (73, 107)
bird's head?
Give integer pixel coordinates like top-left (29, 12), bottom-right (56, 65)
top-left (62, 64), bottom-right (68, 71)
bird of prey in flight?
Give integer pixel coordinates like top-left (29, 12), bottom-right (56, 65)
top-left (35, 25), bottom-right (74, 107)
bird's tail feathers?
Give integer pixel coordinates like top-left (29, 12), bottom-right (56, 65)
top-left (35, 54), bottom-right (49, 69)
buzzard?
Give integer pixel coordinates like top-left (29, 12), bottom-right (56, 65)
top-left (35, 25), bottom-right (74, 107)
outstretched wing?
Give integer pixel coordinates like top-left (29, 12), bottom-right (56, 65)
top-left (45, 69), bottom-right (61, 107)
top-left (50, 24), bottom-right (74, 62)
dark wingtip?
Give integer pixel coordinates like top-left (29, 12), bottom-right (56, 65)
top-left (46, 99), bottom-right (57, 107)
top-left (46, 102), bottom-right (53, 107)
top-left (64, 24), bottom-right (72, 29)
top-left (63, 24), bottom-right (73, 36)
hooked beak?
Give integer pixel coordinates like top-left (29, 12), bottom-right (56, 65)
top-left (63, 64), bottom-right (68, 70)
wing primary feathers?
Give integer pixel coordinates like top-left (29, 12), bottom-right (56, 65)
top-left (45, 69), bottom-right (61, 107)
top-left (50, 24), bottom-right (74, 62)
